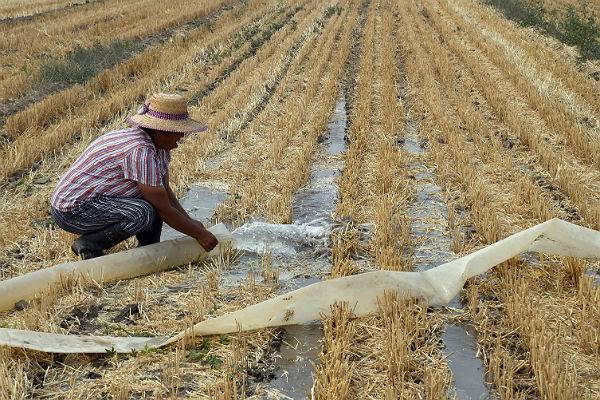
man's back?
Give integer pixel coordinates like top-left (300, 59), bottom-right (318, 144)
top-left (51, 127), bottom-right (170, 212)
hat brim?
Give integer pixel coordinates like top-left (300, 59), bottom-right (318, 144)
top-left (127, 114), bottom-right (208, 135)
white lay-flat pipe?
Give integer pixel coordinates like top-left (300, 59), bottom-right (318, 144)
top-left (0, 219), bottom-right (598, 353)
top-left (0, 223), bottom-right (232, 312)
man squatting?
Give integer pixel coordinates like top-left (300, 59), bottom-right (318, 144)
top-left (51, 93), bottom-right (219, 259)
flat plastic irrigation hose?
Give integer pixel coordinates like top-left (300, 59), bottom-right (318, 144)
top-left (0, 219), bottom-right (598, 353)
top-left (0, 224), bottom-right (233, 313)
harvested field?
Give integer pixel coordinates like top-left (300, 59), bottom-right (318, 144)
top-left (0, 0), bottom-right (99, 20)
top-left (0, 0), bottom-right (599, 398)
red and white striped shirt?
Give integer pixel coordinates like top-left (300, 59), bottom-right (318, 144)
top-left (51, 127), bottom-right (170, 211)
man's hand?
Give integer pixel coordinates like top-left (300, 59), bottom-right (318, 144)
top-left (195, 229), bottom-right (218, 252)
top-left (137, 182), bottom-right (219, 251)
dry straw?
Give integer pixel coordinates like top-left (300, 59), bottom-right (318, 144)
top-left (0, 0), bottom-right (229, 100)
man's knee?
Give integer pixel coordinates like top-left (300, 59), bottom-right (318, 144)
top-left (122, 200), bottom-right (157, 234)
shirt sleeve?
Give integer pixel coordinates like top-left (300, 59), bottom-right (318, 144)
top-left (122, 146), bottom-right (164, 187)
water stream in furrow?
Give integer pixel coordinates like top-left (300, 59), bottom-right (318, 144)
top-left (403, 120), bottom-right (493, 400)
top-left (261, 96), bottom-right (347, 399)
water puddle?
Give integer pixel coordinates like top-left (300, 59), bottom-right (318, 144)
top-left (442, 324), bottom-right (491, 400)
top-left (266, 323), bottom-right (322, 399)
top-left (292, 170), bottom-right (339, 224)
top-left (233, 221), bottom-right (330, 256)
top-left (324, 97), bottom-right (347, 156)
top-left (585, 266), bottom-right (600, 285)
top-left (403, 121), bottom-right (456, 272)
top-left (403, 119), bottom-right (492, 400)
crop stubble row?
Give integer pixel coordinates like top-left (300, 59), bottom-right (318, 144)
top-left (315, 1), bottom-right (453, 398)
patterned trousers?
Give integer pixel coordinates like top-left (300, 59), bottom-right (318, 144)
top-left (51, 196), bottom-right (162, 245)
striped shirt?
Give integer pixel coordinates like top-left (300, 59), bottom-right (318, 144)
top-left (51, 127), bottom-right (170, 211)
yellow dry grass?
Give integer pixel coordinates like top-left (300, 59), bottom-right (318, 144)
top-left (0, 0), bottom-right (86, 19)
top-left (1, 0), bottom-right (599, 397)
top-left (0, 0), bottom-right (229, 100)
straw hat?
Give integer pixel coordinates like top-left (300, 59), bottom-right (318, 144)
top-left (127, 93), bottom-right (207, 134)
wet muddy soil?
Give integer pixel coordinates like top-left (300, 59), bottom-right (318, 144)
top-left (403, 118), bottom-right (493, 400)
top-left (266, 323), bottom-right (322, 398)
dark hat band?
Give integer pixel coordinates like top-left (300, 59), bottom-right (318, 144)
top-left (139, 104), bottom-right (189, 121)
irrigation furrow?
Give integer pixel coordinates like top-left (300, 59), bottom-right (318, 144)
top-left (376, 2), bottom-right (490, 397)
top-left (401, 56), bottom-right (493, 400)
top-left (258, 94), bottom-right (348, 399)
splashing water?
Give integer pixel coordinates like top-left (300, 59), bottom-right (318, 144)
top-left (232, 219), bottom-right (333, 256)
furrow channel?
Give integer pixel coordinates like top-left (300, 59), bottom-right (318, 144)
top-left (403, 118), bottom-right (493, 400)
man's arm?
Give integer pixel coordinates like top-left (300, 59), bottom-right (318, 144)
top-left (137, 182), bottom-right (218, 251)
top-left (163, 173), bottom-right (189, 217)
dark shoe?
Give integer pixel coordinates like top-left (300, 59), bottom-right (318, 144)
top-left (71, 241), bottom-right (103, 260)
top-left (71, 224), bottom-right (131, 260)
